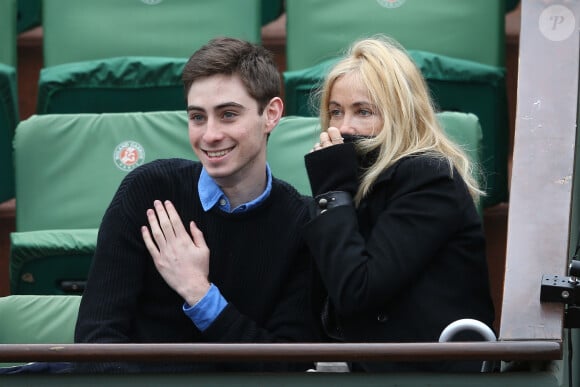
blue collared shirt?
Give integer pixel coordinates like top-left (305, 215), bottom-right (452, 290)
top-left (183, 165), bottom-right (273, 331)
top-left (198, 165), bottom-right (273, 213)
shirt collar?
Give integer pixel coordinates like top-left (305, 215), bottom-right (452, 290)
top-left (198, 164), bottom-right (272, 213)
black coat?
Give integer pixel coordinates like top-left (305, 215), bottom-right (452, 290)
top-left (304, 144), bottom-right (495, 372)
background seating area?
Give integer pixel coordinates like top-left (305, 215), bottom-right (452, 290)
top-left (7, 111), bottom-right (483, 298)
top-left (4, 3), bottom-right (580, 386)
top-left (0, 2), bottom-right (522, 317)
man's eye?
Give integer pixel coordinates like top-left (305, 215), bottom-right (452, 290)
top-left (222, 111), bottom-right (238, 120)
top-left (189, 114), bottom-right (205, 122)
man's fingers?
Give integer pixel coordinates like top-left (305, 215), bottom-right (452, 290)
top-left (153, 200), bottom-right (175, 237)
top-left (141, 225), bottom-right (160, 259)
top-left (163, 200), bottom-right (188, 235)
top-left (146, 207), bottom-right (167, 248)
top-left (189, 221), bottom-right (208, 249)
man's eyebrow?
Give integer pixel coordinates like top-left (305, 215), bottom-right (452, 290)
top-left (215, 102), bottom-right (245, 110)
top-left (187, 102), bottom-right (245, 112)
top-left (187, 105), bottom-right (204, 112)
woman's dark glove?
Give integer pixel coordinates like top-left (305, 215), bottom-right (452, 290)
top-left (304, 142), bottom-right (359, 197)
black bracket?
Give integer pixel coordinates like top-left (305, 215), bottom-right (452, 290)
top-left (540, 260), bottom-right (580, 328)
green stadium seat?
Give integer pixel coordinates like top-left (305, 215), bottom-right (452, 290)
top-left (0, 0), bottom-right (18, 203)
top-left (268, 117), bottom-right (321, 196)
top-left (0, 0), bottom-right (18, 68)
top-left (0, 64), bottom-right (18, 204)
top-left (0, 294), bottom-right (81, 344)
top-left (283, 51), bottom-right (508, 208)
top-left (0, 294), bottom-right (81, 367)
top-left (10, 230), bottom-right (98, 295)
top-left (10, 111), bottom-right (196, 294)
top-left (285, 0), bottom-right (505, 71)
top-left (37, 0), bottom-right (262, 114)
top-left (14, 111), bottom-right (196, 231)
top-left (41, 0), bottom-right (261, 68)
top-left (37, 57), bottom-right (187, 114)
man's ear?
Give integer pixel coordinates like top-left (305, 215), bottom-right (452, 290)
top-left (263, 97), bottom-right (284, 134)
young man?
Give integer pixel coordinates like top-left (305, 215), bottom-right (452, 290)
top-left (74, 37), bottom-right (317, 373)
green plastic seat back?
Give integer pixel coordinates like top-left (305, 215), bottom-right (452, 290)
top-left (283, 51), bottom-right (508, 207)
top-left (437, 111), bottom-right (484, 215)
top-left (437, 112), bottom-right (483, 162)
top-left (0, 0), bottom-right (17, 67)
top-left (268, 116), bottom-right (321, 196)
top-left (0, 64), bottom-right (18, 203)
top-left (38, 0), bottom-right (261, 115)
top-left (270, 112), bottom-right (484, 212)
top-left (0, 294), bottom-right (80, 343)
top-left (37, 57), bottom-right (188, 114)
top-left (0, 0), bottom-right (18, 202)
top-left (285, 0), bottom-right (505, 71)
top-left (9, 229), bottom-right (98, 295)
top-left (14, 111), bottom-right (194, 232)
top-left (42, 0), bottom-right (261, 67)
top-left (0, 294), bottom-right (80, 366)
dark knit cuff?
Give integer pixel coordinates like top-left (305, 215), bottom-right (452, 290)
top-left (304, 143), bottom-right (359, 197)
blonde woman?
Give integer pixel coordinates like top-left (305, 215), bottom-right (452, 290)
top-left (304, 35), bottom-right (495, 372)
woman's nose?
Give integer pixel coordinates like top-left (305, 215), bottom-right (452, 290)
top-left (339, 118), bottom-right (356, 135)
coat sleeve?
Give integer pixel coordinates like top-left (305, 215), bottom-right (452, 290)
top-left (303, 156), bottom-right (475, 316)
top-left (304, 142), bottom-right (359, 197)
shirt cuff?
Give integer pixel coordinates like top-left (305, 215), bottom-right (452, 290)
top-left (182, 283), bottom-right (227, 331)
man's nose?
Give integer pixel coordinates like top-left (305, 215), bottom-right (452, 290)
top-left (202, 118), bottom-right (224, 141)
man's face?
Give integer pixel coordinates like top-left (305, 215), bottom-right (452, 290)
top-left (187, 74), bottom-right (272, 188)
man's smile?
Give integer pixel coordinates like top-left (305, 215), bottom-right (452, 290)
top-left (205, 146), bottom-right (234, 158)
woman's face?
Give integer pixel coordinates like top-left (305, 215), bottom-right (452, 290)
top-left (327, 73), bottom-right (383, 136)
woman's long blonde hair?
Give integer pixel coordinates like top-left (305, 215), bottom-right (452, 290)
top-left (318, 35), bottom-right (484, 206)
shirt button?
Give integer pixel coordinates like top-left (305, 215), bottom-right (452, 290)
top-left (377, 313), bottom-right (388, 323)
top-left (219, 198), bottom-right (227, 206)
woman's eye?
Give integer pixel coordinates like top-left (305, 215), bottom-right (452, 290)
top-left (359, 109), bottom-right (373, 116)
top-left (329, 109), bottom-right (342, 117)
